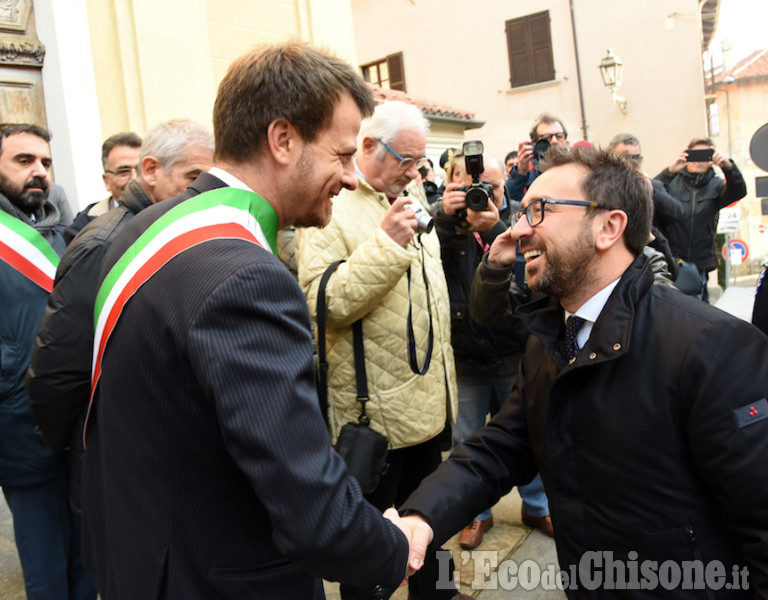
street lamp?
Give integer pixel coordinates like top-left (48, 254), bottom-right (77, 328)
top-left (598, 49), bottom-right (628, 113)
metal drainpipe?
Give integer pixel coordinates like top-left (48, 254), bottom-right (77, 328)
top-left (569, 0), bottom-right (588, 141)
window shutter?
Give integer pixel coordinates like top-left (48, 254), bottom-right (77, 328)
top-left (386, 52), bottom-right (405, 92)
top-left (506, 11), bottom-right (554, 88)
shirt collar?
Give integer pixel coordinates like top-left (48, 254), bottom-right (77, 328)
top-left (208, 167), bottom-right (254, 193)
top-left (565, 278), bottom-right (621, 349)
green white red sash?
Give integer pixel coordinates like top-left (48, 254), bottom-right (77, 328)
top-left (0, 210), bottom-right (60, 292)
top-left (88, 187), bottom-right (278, 416)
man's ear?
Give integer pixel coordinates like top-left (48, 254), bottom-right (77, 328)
top-left (594, 209), bottom-right (628, 251)
top-left (141, 156), bottom-right (160, 186)
top-left (266, 119), bottom-right (298, 167)
top-left (360, 135), bottom-right (378, 157)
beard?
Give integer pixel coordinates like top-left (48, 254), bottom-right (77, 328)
top-left (532, 221), bottom-right (597, 299)
top-left (289, 147), bottom-right (333, 229)
top-left (0, 173), bottom-right (49, 213)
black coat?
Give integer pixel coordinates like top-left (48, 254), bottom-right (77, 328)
top-left (81, 185), bottom-right (408, 599)
top-left (433, 208), bottom-right (528, 376)
top-left (403, 254), bottom-right (768, 597)
top-left (27, 174), bottom-right (226, 452)
top-left (656, 163), bottom-right (747, 271)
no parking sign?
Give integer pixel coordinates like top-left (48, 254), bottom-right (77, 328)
top-left (722, 239), bottom-right (749, 265)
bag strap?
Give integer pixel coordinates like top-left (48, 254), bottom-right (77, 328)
top-left (406, 239), bottom-right (433, 375)
top-left (316, 260), bottom-right (345, 428)
top-left (315, 260), bottom-right (370, 425)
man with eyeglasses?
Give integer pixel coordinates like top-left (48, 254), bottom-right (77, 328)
top-left (297, 100), bottom-right (468, 600)
top-left (505, 112), bottom-right (569, 203)
top-left (64, 132), bottom-right (142, 242)
top-left (398, 146), bottom-right (768, 597)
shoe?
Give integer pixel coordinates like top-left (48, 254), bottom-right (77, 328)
top-left (458, 516), bottom-right (493, 549)
top-left (521, 512), bottom-right (554, 538)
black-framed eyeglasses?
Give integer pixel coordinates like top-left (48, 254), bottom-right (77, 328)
top-left (626, 153), bottom-right (643, 163)
top-left (105, 166), bottom-right (137, 179)
top-left (374, 138), bottom-right (427, 171)
top-left (535, 132), bottom-right (566, 142)
top-left (513, 198), bottom-right (611, 227)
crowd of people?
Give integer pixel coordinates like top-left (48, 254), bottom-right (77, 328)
top-left (0, 41), bottom-right (766, 600)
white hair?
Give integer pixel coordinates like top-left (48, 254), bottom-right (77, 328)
top-left (139, 119), bottom-right (214, 174)
top-left (360, 101), bottom-right (429, 160)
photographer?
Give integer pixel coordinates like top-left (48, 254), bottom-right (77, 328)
top-left (505, 112), bottom-right (570, 203)
top-left (656, 138), bottom-right (746, 301)
top-left (433, 147), bottom-right (552, 548)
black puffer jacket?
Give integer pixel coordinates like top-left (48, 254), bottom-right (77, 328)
top-left (26, 179), bottom-right (155, 451)
top-left (404, 254), bottom-right (768, 596)
top-left (656, 163), bottom-right (746, 271)
top-left (433, 205), bottom-right (529, 376)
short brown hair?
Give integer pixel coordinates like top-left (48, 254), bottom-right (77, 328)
top-left (687, 137), bottom-right (714, 149)
top-left (213, 42), bottom-right (375, 163)
top-left (540, 146), bottom-right (651, 256)
top-left (529, 113), bottom-right (567, 142)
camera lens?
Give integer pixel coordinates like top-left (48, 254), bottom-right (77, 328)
top-left (465, 186), bottom-right (489, 212)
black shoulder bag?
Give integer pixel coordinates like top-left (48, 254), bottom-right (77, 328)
top-left (316, 260), bottom-right (389, 494)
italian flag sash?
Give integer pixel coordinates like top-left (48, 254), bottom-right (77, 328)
top-left (89, 187), bottom-right (278, 412)
top-left (0, 210), bottom-right (60, 292)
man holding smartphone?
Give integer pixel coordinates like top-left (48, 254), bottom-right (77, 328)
top-left (656, 137), bottom-right (746, 302)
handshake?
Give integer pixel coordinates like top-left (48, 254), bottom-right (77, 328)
top-left (383, 508), bottom-right (433, 576)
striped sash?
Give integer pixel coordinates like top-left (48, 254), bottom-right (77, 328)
top-left (0, 210), bottom-right (60, 292)
top-left (86, 187), bottom-right (278, 440)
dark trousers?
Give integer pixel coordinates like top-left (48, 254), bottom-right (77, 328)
top-left (3, 470), bottom-right (97, 600)
top-left (341, 435), bottom-right (457, 600)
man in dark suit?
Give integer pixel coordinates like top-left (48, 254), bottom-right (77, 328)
top-left (400, 146), bottom-right (768, 597)
top-left (80, 42), bottom-right (416, 599)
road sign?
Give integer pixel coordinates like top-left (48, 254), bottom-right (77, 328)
top-left (722, 238), bottom-right (749, 264)
top-left (717, 206), bottom-right (741, 234)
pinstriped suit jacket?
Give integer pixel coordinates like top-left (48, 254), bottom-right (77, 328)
top-left (82, 173), bottom-right (407, 599)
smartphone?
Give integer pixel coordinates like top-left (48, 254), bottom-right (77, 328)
top-left (686, 148), bottom-right (714, 162)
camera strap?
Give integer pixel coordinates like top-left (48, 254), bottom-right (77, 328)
top-left (406, 237), bottom-right (433, 375)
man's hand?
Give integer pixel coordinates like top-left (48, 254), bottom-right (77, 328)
top-left (516, 141), bottom-right (535, 176)
top-left (486, 227), bottom-right (520, 269)
top-left (712, 150), bottom-right (732, 169)
top-left (465, 199), bottom-right (500, 233)
top-left (383, 508), bottom-right (434, 576)
top-left (381, 196), bottom-right (417, 248)
top-left (668, 151), bottom-right (688, 174)
top-left (441, 182), bottom-right (466, 216)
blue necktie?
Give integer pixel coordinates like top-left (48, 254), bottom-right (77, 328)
top-left (565, 315), bottom-right (586, 362)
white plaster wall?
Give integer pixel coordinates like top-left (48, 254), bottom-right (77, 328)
top-left (35, 0), bottom-right (105, 210)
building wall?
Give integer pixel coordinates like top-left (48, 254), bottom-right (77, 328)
top-left (351, 0), bottom-right (708, 178)
top-left (75, 0), bottom-right (356, 209)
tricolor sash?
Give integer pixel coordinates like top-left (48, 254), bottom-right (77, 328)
top-left (0, 210), bottom-right (60, 292)
top-left (87, 188), bottom-right (278, 435)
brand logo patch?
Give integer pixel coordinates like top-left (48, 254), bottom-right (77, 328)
top-left (733, 398), bottom-right (768, 428)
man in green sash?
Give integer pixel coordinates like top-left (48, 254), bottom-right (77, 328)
top-left (0, 124), bottom-right (95, 599)
top-left (81, 43), bottom-right (418, 600)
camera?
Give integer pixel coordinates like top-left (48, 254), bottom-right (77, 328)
top-left (460, 140), bottom-right (494, 212)
top-left (403, 191), bottom-right (434, 233)
top-left (531, 138), bottom-right (550, 169)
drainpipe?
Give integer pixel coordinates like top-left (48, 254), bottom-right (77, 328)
top-left (569, 0), bottom-right (588, 141)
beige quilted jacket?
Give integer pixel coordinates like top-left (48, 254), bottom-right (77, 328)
top-left (296, 178), bottom-right (457, 449)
